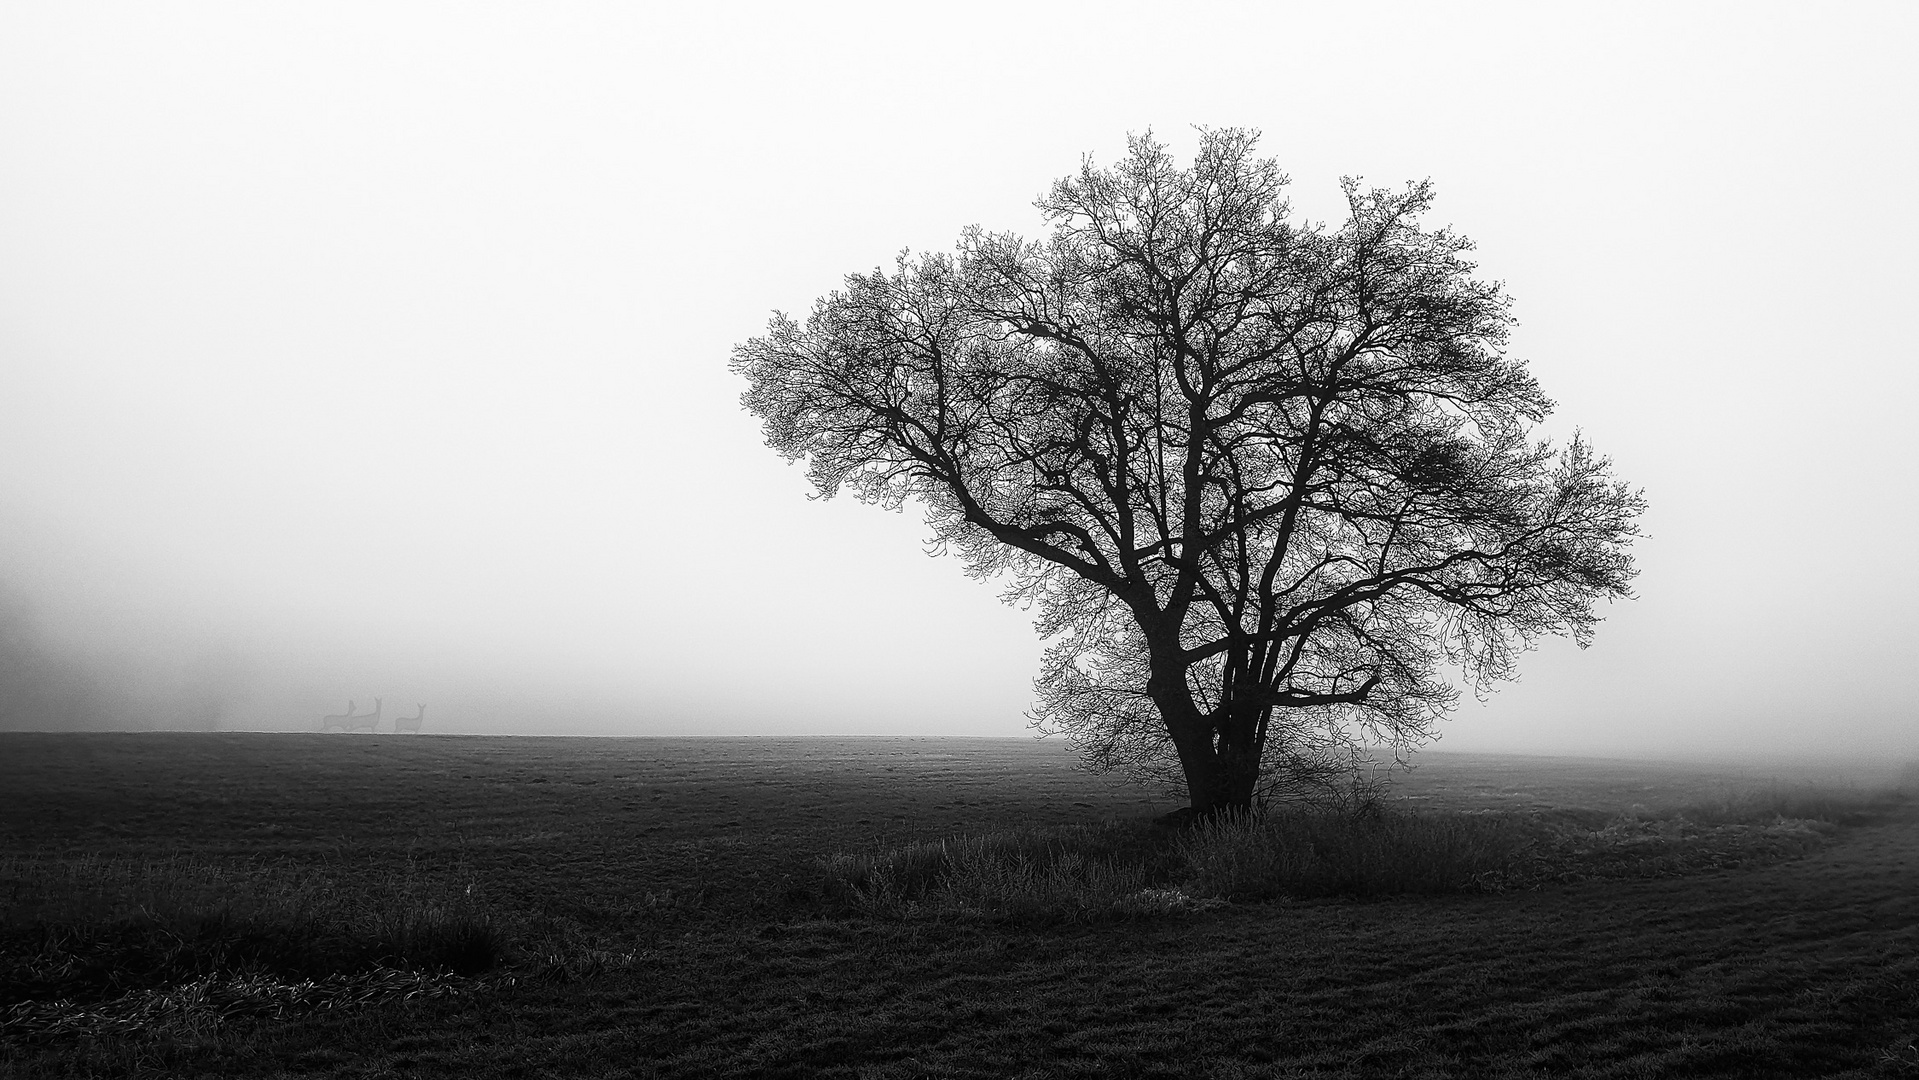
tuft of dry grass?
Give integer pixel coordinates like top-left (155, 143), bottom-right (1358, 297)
top-left (818, 823), bottom-right (1174, 923)
top-left (2, 964), bottom-right (479, 1042)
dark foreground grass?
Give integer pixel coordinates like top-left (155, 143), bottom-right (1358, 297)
top-left (1, 853), bottom-right (506, 1041)
top-left (1, 734), bottom-right (1915, 1078)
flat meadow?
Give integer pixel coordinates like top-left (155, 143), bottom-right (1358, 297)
top-left (2, 733), bottom-right (1916, 1078)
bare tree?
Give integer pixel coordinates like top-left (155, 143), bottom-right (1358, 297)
top-left (733, 129), bottom-right (1643, 815)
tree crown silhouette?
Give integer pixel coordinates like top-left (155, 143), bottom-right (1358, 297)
top-left (733, 129), bottom-right (1643, 812)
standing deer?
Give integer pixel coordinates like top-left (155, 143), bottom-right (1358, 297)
top-left (320, 700), bottom-right (359, 731)
top-left (393, 704), bottom-right (426, 733)
top-left (332, 698), bottom-right (381, 733)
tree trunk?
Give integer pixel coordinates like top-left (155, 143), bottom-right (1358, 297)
top-left (1158, 694), bottom-right (1261, 819)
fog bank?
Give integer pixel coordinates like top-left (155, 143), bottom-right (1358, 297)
top-left (1, 3), bottom-right (1914, 760)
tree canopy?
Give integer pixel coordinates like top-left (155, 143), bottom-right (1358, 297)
top-left (732, 129), bottom-right (1643, 814)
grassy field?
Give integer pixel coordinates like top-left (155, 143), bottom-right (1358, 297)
top-left (2, 733), bottom-right (1915, 1078)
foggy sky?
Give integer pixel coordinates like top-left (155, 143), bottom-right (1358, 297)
top-left (1, 2), bottom-right (1914, 761)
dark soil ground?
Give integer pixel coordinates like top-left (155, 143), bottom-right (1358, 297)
top-left (2, 733), bottom-right (1915, 1078)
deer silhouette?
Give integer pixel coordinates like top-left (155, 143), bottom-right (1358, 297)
top-left (320, 700), bottom-right (358, 731)
top-left (393, 704), bottom-right (426, 734)
top-left (333, 697), bottom-right (381, 733)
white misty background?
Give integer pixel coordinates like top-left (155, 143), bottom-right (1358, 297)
top-left (0, 2), bottom-right (1912, 759)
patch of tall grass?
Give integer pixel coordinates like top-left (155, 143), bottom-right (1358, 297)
top-left (819, 776), bottom-right (1913, 922)
top-left (1669, 779), bottom-right (1905, 827)
top-left (819, 823), bottom-right (1177, 923)
top-left (818, 809), bottom-right (1533, 921)
top-left (1173, 809), bottom-right (1532, 900)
